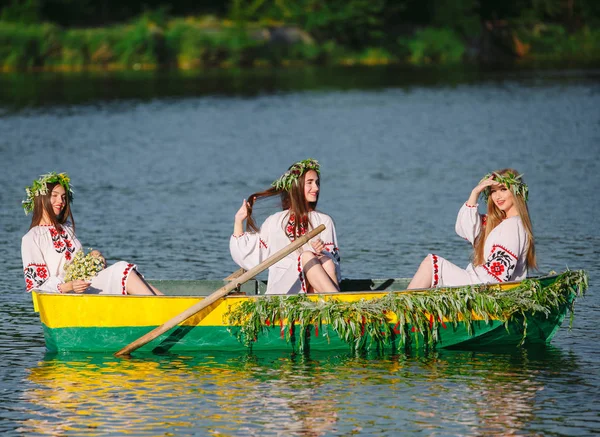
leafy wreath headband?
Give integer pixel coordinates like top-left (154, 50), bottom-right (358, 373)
top-left (22, 172), bottom-right (73, 215)
top-left (480, 171), bottom-right (529, 202)
top-left (271, 159), bottom-right (320, 191)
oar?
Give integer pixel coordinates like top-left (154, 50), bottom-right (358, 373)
top-left (224, 268), bottom-right (245, 281)
top-left (114, 224), bottom-right (326, 357)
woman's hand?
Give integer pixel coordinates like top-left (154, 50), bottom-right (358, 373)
top-left (234, 199), bottom-right (250, 223)
top-left (474, 176), bottom-right (500, 194)
top-left (233, 199), bottom-right (250, 236)
top-left (89, 250), bottom-right (106, 268)
top-left (70, 280), bottom-right (91, 294)
top-left (310, 238), bottom-right (326, 254)
top-left (467, 176), bottom-right (500, 206)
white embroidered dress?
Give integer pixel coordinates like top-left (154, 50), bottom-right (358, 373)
top-left (230, 210), bottom-right (340, 295)
top-left (22, 224), bottom-right (137, 294)
top-left (429, 203), bottom-right (529, 287)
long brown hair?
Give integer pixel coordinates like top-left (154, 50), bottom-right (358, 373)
top-left (29, 182), bottom-right (75, 232)
top-left (473, 168), bottom-right (536, 269)
top-left (246, 168), bottom-right (319, 239)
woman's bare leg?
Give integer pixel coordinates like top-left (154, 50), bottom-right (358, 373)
top-left (148, 284), bottom-right (164, 295)
top-left (137, 272), bottom-right (165, 295)
top-left (318, 255), bottom-right (339, 289)
top-left (301, 252), bottom-right (339, 292)
top-left (407, 256), bottom-right (433, 289)
top-left (125, 270), bottom-right (164, 295)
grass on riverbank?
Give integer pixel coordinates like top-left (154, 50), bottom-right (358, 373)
top-left (1, 15), bottom-right (599, 72)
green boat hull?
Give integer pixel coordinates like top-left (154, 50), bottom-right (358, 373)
top-left (41, 305), bottom-right (568, 354)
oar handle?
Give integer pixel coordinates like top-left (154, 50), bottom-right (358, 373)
top-left (114, 224), bottom-right (326, 357)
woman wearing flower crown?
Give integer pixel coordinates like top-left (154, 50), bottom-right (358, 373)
top-left (408, 168), bottom-right (536, 289)
top-left (230, 159), bottom-right (340, 295)
top-left (21, 172), bottom-right (163, 295)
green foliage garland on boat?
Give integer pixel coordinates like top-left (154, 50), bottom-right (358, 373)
top-left (225, 270), bottom-right (588, 352)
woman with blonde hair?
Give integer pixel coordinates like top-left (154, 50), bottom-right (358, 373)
top-left (21, 172), bottom-right (163, 295)
top-left (408, 168), bottom-right (536, 289)
top-left (230, 159), bottom-right (340, 294)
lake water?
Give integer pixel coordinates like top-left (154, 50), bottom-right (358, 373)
top-left (0, 66), bottom-right (599, 436)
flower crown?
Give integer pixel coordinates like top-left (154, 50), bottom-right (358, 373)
top-left (271, 159), bottom-right (320, 191)
top-left (480, 171), bottom-right (528, 202)
top-left (22, 172), bottom-right (73, 215)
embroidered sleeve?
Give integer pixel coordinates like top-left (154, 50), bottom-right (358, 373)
top-left (476, 220), bottom-right (526, 283)
top-left (229, 215), bottom-right (271, 270)
top-left (455, 203), bottom-right (484, 245)
top-left (481, 245), bottom-right (518, 282)
top-left (21, 232), bottom-right (62, 293)
top-left (23, 263), bottom-right (50, 292)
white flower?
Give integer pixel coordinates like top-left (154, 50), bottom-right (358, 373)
top-left (64, 249), bottom-right (105, 282)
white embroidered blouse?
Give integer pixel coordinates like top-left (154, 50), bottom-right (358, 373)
top-left (455, 203), bottom-right (529, 283)
top-left (21, 224), bottom-right (80, 293)
top-left (230, 210), bottom-right (340, 294)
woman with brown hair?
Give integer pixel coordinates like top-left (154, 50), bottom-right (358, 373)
top-left (21, 172), bottom-right (162, 295)
top-left (230, 159), bottom-right (340, 294)
top-left (408, 168), bottom-right (536, 289)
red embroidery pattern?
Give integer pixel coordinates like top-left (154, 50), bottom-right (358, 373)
top-left (322, 243), bottom-right (341, 263)
top-left (48, 226), bottom-right (76, 262)
top-left (297, 254), bottom-right (306, 293)
top-left (259, 238), bottom-right (268, 249)
top-left (482, 245), bottom-right (517, 282)
top-left (431, 254), bottom-right (440, 287)
top-left (490, 262), bottom-right (504, 275)
top-left (121, 263), bottom-right (135, 295)
top-left (465, 203), bottom-right (477, 208)
top-left (24, 263), bottom-right (49, 292)
top-left (285, 214), bottom-right (307, 241)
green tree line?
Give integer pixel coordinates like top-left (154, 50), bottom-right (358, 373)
top-left (1, 0), bottom-right (599, 70)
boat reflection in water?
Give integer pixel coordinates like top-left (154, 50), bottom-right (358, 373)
top-left (21, 346), bottom-right (581, 436)
top-left (22, 352), bottom-right (341, 436)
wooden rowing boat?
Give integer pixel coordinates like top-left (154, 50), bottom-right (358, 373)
top-left (30, 270), bottom-right (587, 354)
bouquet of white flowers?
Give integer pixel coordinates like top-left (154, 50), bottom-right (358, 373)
top-left (64, 249), bottom-right (105, 282)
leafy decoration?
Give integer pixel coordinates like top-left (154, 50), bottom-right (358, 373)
top-left (225, 270), bottom-right (588, 352)
top-left (22, 171), bottom-right (73, 215)
top-left (271, 158), bottom-right (320, 191)
top-left (480, 171), bottom-right (529, 202)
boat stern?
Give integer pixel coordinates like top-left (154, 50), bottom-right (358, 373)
top-left (31, 290), bottom-right (41, 313)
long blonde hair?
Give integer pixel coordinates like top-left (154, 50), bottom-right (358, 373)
top-left (473, 168), bottom-right (536, 269)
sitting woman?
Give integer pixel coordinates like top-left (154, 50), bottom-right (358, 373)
top-left (21, 172), bottom-right (163, 295)
top-left (408, 168), bottom-right (536, 289)
top-left (230, 159), bottom-right (340, 294)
